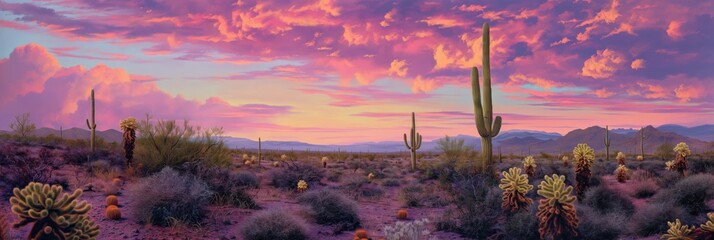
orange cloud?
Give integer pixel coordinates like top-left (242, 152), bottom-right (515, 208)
top-left (594, 88), bottom-right (615, 98)
top-left (666, 21), bottom-right (683, 40)
top-left (636, 82), bottom-right (669, 99)
top-left (604, 23), bottom-right (635, 37)
top-left (457, 4), bottom-right (486, 12)
top-left (631, 59), bottom-right (645, 70)
top-left (389, 59), bottom-right (408, 77)
top-left (581, 49), bottom-right (625, 79)
top-left (411, 75), bottom-right (436, 93)
top-left (420, 15), bottom-right (468, 28)
top-left (674, 84), bottom-right (704, 102)
top-left (550, 37), bottom-right (571, 46)
top-left (578, 0), bottom-right (620, 27)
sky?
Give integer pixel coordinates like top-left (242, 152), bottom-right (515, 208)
top-left (0, 0), bottom-right (712, 144)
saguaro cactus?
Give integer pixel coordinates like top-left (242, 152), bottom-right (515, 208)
top-left (10, 182), bottom-right (100, 239)
top-left (403, 112), bottom-right (422, 171)
top-left (640, 126), bottom-right (645, 160)
top-left (258, 137), bottom-right (262, 167)
top-left (471, 23), bottom-right (502, 172)
top-left (86, 89), bottom-right (97, 153)
top-left (604, 125), bottom-right (611, 162)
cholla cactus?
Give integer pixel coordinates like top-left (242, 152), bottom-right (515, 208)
top-left (637, 155), bottom-right (644, 161)
top-left (382, 218), bottom-right (437, 240)
top-left (661, 219), bottom-right (695, 240)
top-left (537, 174), bottom-right (579, 240)
top-left (523, 156), bottom-right (536, 177)
top-left (702, 213), bottom-right (714, 232)
top-left (670, 142), bottom-right (691, 176)
top-left (499, 167), bottom-right (533, 213)
top-left (665, 161), bottom-right (675, 171)
top-left (562, 155), bottom-right (569, 167)
top-left (272, 161), bottom-right (280, 167)
top-left (367, 173), bottom-right (375, 180)
top-left (616, 152), bottom-right (626, 165)
top-left (281, 154), bottom-right (288, 161)
top-left (9, 182), bottom-right (100, 240)
top-left (322, 156), bottom-right (329, 168)
top-left (615, 165), bottom-right (629, 183)
top-left (242, 154), bottom-right (249, 160)
top-left (120, 117), bottom-right (138, 166)
top-left (297, 180), bottom-right (308, 192)
top-left (573, 143), bottom-right (595, 199)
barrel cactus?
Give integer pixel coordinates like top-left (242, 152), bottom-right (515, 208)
top-left (670, 142), bottom-right (691, 176)
top-left (523, 156), bottom-right (536, 177)
top-left (661, 219), bottom-right (695, 240)
top-left (9, 182), bottom-right (100, 240)
top-left (499, 167), bottom-right (533, 213)
top-left (573, 143), bottom-right (595, 199)
top-left (616, 152), bottom-right (626, 165)
top-left (615, 164), bottom-right (629, 183)
top-left (537, 174), bottom-right (579, 239)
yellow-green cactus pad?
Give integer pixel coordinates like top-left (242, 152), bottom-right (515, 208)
top-left (660, 219), bottom-right (695, 240)
top-left (119, 117), bottom-right (137, 131)
top-left (523, 156), bottom-right (537, 168)
top-left (701, 212), bottom-right (714, 232)
top-left (673, 142), bottom-right (691, 158)
top-left (537, 174), bottom-right (576, 205)
top-left (499, 167), bottom-right (533, 194)
top-left (573, 143), bottom-right (595, 165)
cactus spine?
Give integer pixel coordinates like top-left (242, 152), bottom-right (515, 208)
top-left (471, 23), bottom-right (502, 172)
top-left (403, 112), bottom-right (422, 171)
top-left (604, 125), bottom-right (611, 162)
top-left (85, 89), bottom-right (97, 153)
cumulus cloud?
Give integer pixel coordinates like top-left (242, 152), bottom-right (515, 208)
top-left (389, 59), bottom-right (408, 77)
top-left (581, 49), bottom-right (625, 79)
top-left (0, 43), bottom-right (60, 104)
top-left (667, 21), bottom-right (683, 40)
top-left (674, 84), bottom-right (704, 102)
top-left (594, 88), bottom-right (615, 98)
top-left (631, 59), bottom-right (645, 70)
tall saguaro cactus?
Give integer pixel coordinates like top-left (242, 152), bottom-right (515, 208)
top-left (403, 112), bottom-right (422, 171)
top-left (471, 23), bottom-right (502, 171)
top-left (640, 126), bottom-right (645, 159)
top-left (604, 125), bottom-right (611, 162)
top-left (86, 89), bottom-right (97, 152)
top-left (258, 137), bottom-right (262, 167)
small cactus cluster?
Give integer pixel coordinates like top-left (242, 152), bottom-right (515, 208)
top-left (537, 174), bottom-right (579, 240)
top-left (615, 164), bottom-right (629, 183)
top-left (9, 182), bottom-right (100, 239)
top-left (573, 143), bottom-right (595, 199)
top-left (523, 156), bottom-right (536, 177)
top-left (397, 209), bottom-right (408, 220)
top-left (661, 212), bottom-right (714, 239)
top-left (562, 155), bottom-right (569, 167)
top-left (668, 142), bottom-right (691, 176)
top-left (616, 152), bottom-right (626, 165)
top-left (105, 195), bottom-right (121, 220)
top-left (499, 167), bottom-right (533, 213)
top-left (354, 228), bottom-right (368, 240)
top-left (297, 180), bottom-right (308, 192)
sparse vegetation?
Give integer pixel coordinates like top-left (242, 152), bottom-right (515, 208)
top-left (297, 189), bottom-right (361, 233)
top-left (240, 210), bottom-right (308, 240)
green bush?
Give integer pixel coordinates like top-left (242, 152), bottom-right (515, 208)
top-left (135, 117), bottom-right (230, 173)
top-left (270, 163), bottom-right (323, 190)
top-left (297, 189), bottom-right (360, 233)
top-left (653, 174), bottom-right (714, 214)
top-left (583, 185), bottom-right (634, 215)
top-left (240, 210), bottom-right (308, 240)
top-left (129, 167), bottom-right (212, 226)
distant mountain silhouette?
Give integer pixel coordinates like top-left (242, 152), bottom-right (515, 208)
top-left (1, 126), bottom-right (711, 154)
top-left (657, 124), bottom-right (714, 142)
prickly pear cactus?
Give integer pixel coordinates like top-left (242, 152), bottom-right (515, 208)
top-left (9, 182), bottom-right (100, 240)
top-left (537, 174), bottom-right (579, 240)
top-left (615, 164), bottom-right (629, 183)
top-left (499, 167), bottom-right (533, 213)
top-left (661, 219), bottom-right (695, 240)
top-left (523, 156), bottom-right (536, 177)
top-left (573, 143), bottom-right (595, 199)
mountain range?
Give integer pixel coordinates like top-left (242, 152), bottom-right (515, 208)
top-left (1, 125), bottom-right (712, 154)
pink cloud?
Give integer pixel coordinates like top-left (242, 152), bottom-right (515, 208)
top-left (0, 43), bottom-right (61, 104)
top-left (630, 59), bottom-right (645, 70)
top-left (666, 20), bottom-right (683, 40)
top-left (674, 84), bottom-right (704, 102)
top-left (581, 49), bottom-right (625, 79)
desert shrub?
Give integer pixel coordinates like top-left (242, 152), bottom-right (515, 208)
top-left (503, 204), bottom-right (539, 240)
top-left (653, 174), bottom-right (714, 214)
top-left (631, 202), bottom-right (691, 236)
top-left (0, 145), bottom-right (54, 191)
top-left (327, 171), bottom-right (342, 182)
top-left (62, 147), bottom-right (92, 165)
top-left (297, 189), bottom-right (360, 233)
top-left (656, 170), bottom-right (683, 188)
top-left (591, 161), bottom-right (618, 177)
top-left (655, 142), bottom-right (675, 160)
top-left (400, 184), bottom-right (424, 207)
top-left (578, 206), bottom-right (627, 240)
top-left (436, 174), bottom-right (500, 239)
top-left (631, 180), bottom-right (658, 198)
top-left (270, 163), bottom-right (323, 190)
top-left (135, 117), bottom-right (230, 173)
top-left (382, 218), bottom-right (437, 240)
top-left (690, 157), bottom-right (714, 174)
top-left (129, 167), bottom-right (212, 226)
top-left (382, 178), bottom-right (400, 187)
top-left (240, 210), bottom-right (308, 240)
top-left (583, 185), bottom-right (635, 215)
top-left (179, 162), bottom-right (258, 208)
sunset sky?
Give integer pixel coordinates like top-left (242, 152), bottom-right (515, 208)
top-left (0, 0), bottom-right (712, 144)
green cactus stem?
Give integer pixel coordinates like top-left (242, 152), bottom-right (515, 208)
top-left (640, 126), bottom-right (645, 160)
top-left (604, 125), bottom-right (611, 162)
top-left (258, 137), bottom-right (262, 167)
top-left (471, 23), bottom-right (502, 172)
top-left (403, 112), bottom-right (422, 171)
top-left (85, 89), bottom-right (97, 153)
